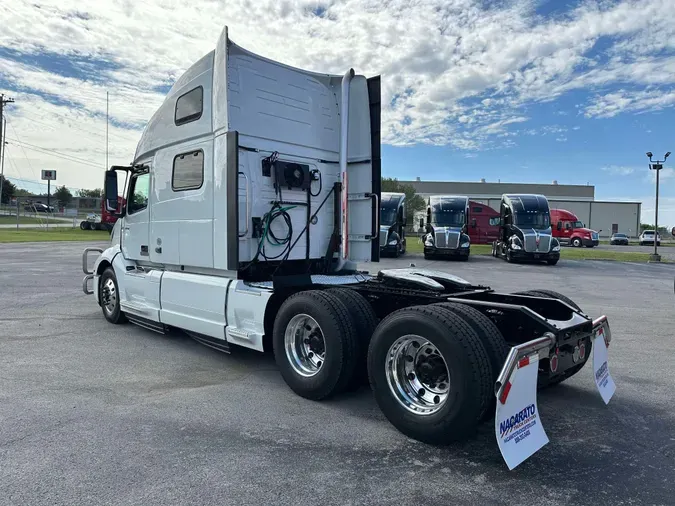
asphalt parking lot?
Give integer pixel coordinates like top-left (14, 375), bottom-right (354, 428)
top-left (2, 242), bottom-right (675, 506)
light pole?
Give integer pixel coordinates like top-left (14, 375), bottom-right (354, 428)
top-left (647, 151), bottom-right (670, 262)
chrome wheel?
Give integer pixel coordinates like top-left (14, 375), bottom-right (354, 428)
top-left (284, 314), bottom-right (326, 377)
top-left (386, 335), bottom-right (450, 415)
top-left (101, 277), bottom-right (118, 315)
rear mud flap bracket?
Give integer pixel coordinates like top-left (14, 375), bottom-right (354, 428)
top-left (494, 317), bottom-right (616, 470)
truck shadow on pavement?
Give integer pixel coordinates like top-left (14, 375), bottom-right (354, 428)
top-left (105, 323), bottom-right (673, 504)
top-left (313, 374), bottom-right (673, 504)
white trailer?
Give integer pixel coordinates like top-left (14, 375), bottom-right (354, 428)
top-left (82, 26), bottom-right (616, 469)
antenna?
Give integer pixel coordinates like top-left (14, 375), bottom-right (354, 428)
top-left (106, 91), bottom-right (109, 170)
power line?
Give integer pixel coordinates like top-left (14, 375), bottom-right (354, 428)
top-left (17, 111), bottom-right (135, 142)
top-left (5, 135), bottom-right (103, 169)
top-left (5, 174), bottom-right (85, 192)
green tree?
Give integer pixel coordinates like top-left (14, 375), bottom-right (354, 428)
top-left (77, 188), bottom-right (103, 198)
top-left (381, 177), bottom-right (426, 225)
top-left (14, 188), bottom-right (33, 197)
top-left (54, 185), bottom-right (73, 208)
top-left (0, 175), bottom-right (16, 204)
top-left (640, 223), bottom-right (669, 235)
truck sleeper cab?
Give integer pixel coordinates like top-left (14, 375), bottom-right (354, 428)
top-left (81, 26), bottom-right (613, 470)
top-left (423, 195), bottom-right (471, 261)
top-left (492, 194), bottom-right (561, 265)
top-left (551, 208), bottom-right (599, 248)
top-left (379, 192), bottom-right (406, 257)
top-left (467, 200), bottom-right (500, 245)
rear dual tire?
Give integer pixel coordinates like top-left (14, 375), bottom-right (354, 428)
top-left (272, 289), bottom-right (376, 400)
top-left (274, 290), bottom-right (510, 444)
top-left (367, 305), bottom-right (494, 445)
top-left (273, 290), bottom-right (358, 401)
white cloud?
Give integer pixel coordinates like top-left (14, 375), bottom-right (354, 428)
top-left (602, 165), bottom-right (636, 176)
top-left (584, 89), bottom-right (675, 118)
top-left (0, 0), bottom-right (674, 191)
top-left (646, 167), bottom-right (675, 183)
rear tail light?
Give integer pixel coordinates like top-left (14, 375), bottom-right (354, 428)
top-left (579, 341), bottom-right (586, 361)
top-left (549, 348), bottom-right (559, 372)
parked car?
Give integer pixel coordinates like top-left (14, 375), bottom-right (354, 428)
top-left (609, 233), bottom-right (629, 245)
top-left (639, 230), bottom-right (661, 246)
top-left (24, 202), bottom-right (54, 213)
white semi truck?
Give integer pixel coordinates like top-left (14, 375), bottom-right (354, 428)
top-left (82, 26), bottom-right (615, 469)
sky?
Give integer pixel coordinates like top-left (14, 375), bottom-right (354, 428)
top-left (1, 0), bottom-right (674, 224)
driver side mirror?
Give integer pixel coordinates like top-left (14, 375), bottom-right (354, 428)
top-left (104, 170), bottom-right (120, 213)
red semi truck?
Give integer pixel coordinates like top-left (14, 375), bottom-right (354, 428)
top-left (80, 196), bottom-right (126, 232)
top-left (467, 200), bottom-right (500, 244)
top-left (550, 208), bottom-right (599, 248)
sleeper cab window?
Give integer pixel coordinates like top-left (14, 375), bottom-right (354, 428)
top-left (174, 86), bottom-right (203, 126)
top-left (172, 150), bottom-right (204, 191)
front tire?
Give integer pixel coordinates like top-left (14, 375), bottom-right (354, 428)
top-left (273, 290), bottom-right (359, 401)
top-left (547, 258), bottom-right (559, 265)
top-left (505, 247), bottom-right (514, 263)
top-left (572, 238), bottom-right (582, 247)
top-left (99, 267), bottom-right (127, 324)
top-left (80, 221), bottom-right (90, 230)
top-left (367, 305), bottom-right (492, 445)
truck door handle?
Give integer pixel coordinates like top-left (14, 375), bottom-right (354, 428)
top-left (155, 247), bottom-right (162, 254)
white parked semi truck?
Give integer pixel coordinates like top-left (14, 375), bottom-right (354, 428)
top-left (82, 26), bottom-right (615, 469)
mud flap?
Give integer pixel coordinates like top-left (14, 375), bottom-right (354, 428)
top-left (495, 350), bottom-right (550, 470)
top-left (592, 319), bottom-right (616, 405)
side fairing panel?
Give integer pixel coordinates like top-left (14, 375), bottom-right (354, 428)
top-left (368, 76), bottom-right (382, 262)
top-left (160, 271), bottom-right (231, 339)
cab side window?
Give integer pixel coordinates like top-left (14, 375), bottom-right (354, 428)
top-left (128, 173), bottom-right (150, 215)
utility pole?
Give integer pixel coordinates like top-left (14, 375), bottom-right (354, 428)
top-left (0, 95), bottom-right (15, 207)
top-left (0, 118), bottom-right (6, 210)
top-left (646, 151), bottom-right (671, 262)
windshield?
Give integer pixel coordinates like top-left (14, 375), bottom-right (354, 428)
top-left (431, 209), bottom-right (465, 227)
top-left (571, 220), bottom-right (584, 228)
top-left (380, 208), bottom-right (397, 226)
top-left (614, 234), bottom-right (626, 238)
top-left (514, 211), bottom-right (550, 230)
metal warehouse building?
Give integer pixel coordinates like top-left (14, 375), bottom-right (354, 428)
top-left (403, 179), bottom-right (642, 238)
